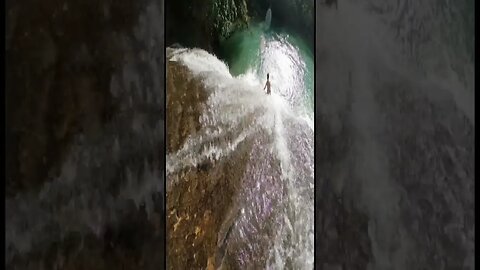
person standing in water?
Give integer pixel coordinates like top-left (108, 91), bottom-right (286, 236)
top-left (264, 73), bottom-right (271, 94)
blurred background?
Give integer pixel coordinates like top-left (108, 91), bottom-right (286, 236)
top-left (6, 0), bottom-right (165, 269)
top-left (315, 0), bottom-right (474, 269)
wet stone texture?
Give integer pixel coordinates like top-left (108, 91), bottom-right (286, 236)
top-left (166, 62), bottom-right (208, 154)
top-left (166, 60), bottom-right (252, 269)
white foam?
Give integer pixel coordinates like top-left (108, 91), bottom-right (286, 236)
top-left (167, 46), bottom-right (314, 269)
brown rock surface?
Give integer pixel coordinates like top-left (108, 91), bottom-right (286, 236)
top-left (166, 59), bottom-right (252, 269)
top-left (166, 62), bottom-right (208, 153)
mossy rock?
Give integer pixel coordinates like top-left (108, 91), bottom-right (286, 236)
top-left (211, 0), bottom-right (249, 42)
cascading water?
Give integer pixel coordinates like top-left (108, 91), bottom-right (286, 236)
top-left (167, 21), bottom-right (314, 269)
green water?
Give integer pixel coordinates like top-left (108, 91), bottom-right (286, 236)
top-left (220, 22), bottom-right (314, 113)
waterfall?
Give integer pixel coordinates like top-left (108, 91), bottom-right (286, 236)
top-left (167, 40), bottom-right (314, 268)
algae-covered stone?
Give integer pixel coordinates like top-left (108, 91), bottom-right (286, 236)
top-left (211, 0), bottom-right (249, 42)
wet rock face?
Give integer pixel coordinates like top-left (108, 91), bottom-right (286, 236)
top-left (212, 0), bottom-right (250, 42)
top-left (166, 156), bottom-right (247, 270)
top-left (166, 60), bottom-right (250, 269)
top-left (166, 52), bottom-right (313, 269)
top-left (166, 62), bottom-right (208, 153)
top-left (166, 58), bottom-right (285, 270)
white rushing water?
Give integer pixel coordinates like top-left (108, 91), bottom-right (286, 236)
top-left (167, 42), bottom-right (314, 269)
